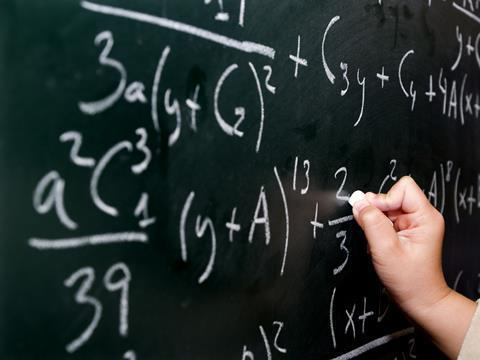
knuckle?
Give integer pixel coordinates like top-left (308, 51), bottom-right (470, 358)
top-left (432, 208), bottom-right (445, 227)
top-left (360, 207), bottom-right (381, 226)
top-left (400, 175), bottom-right (414, 186)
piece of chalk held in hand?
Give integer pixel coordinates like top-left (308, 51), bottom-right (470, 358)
top-left (348, 190), bottom-right (366, 207)
top-left (348, 190), bottom-right (395, 226)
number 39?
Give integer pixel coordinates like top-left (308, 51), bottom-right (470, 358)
top-left (63, 262), bottom-right (131, 353)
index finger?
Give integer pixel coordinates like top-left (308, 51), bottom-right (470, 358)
top-left (366, 176), bottom-right (431, 214)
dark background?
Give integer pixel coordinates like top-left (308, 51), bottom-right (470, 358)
top-left (0, 0), bottom-right (479, 359)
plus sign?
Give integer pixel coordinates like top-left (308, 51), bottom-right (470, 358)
top-left (425, 75), bottom-right (437, 102)
top-left (478, 174), bottom-right (480, 208)
top-left (289, 35), bottom-right (308, 78)
top-left (467, 36), bottom-right (475, 55)
top-left (186, 84), bottom-right (201, 132)
top-left (310, 202), bottom-right (324, 239)
top-left (467, 186), bottom-right (476, 215)
top-left (475, 94), bottom-right (480, 118)
top-left (358, 297), bottom-right (374, 334)
top-left (225, 207), bottom-right (241, 242)
top-left (376, 67), bottom-right (390, 88)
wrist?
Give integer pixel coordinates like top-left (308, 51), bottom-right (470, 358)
top-left (404, 289), bottom-right (476, 359)
top-left (397, 280), bottom-right (453, 320)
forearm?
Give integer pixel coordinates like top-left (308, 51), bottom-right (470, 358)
top-left (407, 290), bottom-right (476, 359)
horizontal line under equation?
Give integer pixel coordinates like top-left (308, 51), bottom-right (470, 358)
top-left (28, 231), bottom-right (148, 250)
top-left (329, 327), bottom-right (415, 360)
top-left (80, 1), bottom-right (276, 59)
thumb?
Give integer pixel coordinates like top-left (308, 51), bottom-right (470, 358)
top-left (352, 199), bottom-right (399, 254)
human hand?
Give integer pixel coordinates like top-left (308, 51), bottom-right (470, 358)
top-left (351, 176), bottom-right (476, 359)
top-left (351, 176), bottom-right (449, 315)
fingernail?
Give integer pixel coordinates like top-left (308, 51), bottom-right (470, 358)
top-left (349, 190), bottom-right (366, 207)
top-left (353, 199), bottom-right (370, 212)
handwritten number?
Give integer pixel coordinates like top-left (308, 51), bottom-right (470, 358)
top-left (334, 167), bottom-right (349, 201)
top-left (64, 267), bottom-right (102, 353)
top-left (103, 263), bottom-right (131, 337)
top-left (131, 128), bottom-right (151, 174)
top-left (333, 231), bottom-right (349, 275)
top-left (59, 131), bottom-right (96, 168)
top-left (65, 264), bottom-right (132, 353)
top-left (78, 31), bottom-right (127, 115)
top-left (272, 321), bottom-right (287, 353)
top-left (262, 65), bottom-right (276, 94)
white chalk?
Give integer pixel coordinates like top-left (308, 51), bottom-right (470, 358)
top-left (348, 190), bottom-right (366, 207)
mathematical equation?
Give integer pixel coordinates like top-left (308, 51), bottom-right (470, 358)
top-left (25, 0), bottom-right (480, 359)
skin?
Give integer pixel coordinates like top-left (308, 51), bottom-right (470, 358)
top-left (352, 176), bottom-right (476, 359)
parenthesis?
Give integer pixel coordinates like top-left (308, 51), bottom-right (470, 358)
top-left (454, 168), bottom-right (461, 224)
top-left (475, 33), bottom-right (480, 71)
top-left (440, 163), bottom-right (446, 214)
top-left (453, 270), bottom-right (464, 291)
top-left (460, 73), bottom-right (468, 126)
top-left (259, 325), bottom-right (272, 360)
top-left (274, 166), bottom-right (289, 276)
top-left (398, 50), bottom-right (414, 98)
top-left (180, 192), bottom-right (195, 262)
top-left (329, 287), bottom-right (337, 349)
top-left (248, 62), bottom-right (265, 153)
top-left (322, 16), bottom-right (341, 85)
top-left (151, 46), bottom-right (171, 133)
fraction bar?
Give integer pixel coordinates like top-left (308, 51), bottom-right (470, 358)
top-left (80, 1), bottom-right (276, 59)
top-left (29, 232), bottom-right (148, 250)
top-left (328, 215), bottom-right (354, 226)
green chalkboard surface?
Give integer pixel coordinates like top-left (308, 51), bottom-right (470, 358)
top-left (1, 0), bottom-right (480, 359)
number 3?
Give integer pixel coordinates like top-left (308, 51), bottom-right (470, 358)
top-left (64, 267), bottom-right (102, 353)
top-left (131, 128), bottom-right (151, 174)
top-left (78, 31), bottom-right (127, 115)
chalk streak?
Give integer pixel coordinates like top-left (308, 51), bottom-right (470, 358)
top-left (453, 2), bottom-right (480, 24)
top-left (29, 232), bottom-right (148, 250)
top-left (80, 1), bottom-right (276, 59)
top-left (329, 327), bottom-right (415, 360)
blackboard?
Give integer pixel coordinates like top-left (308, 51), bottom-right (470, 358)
top-left (1, 0), bottom-right (480, 359)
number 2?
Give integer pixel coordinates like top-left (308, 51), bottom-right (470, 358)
top-left (59, 131), bottom-right (96, 168)
top-left (334, 167), bottom-right (349, 201)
